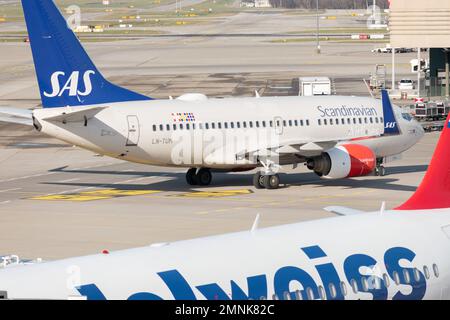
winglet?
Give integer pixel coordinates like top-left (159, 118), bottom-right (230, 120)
top-left (381, 90), bottom-right (400, 135)
top-left (396, 113), bottom-right (450, 210)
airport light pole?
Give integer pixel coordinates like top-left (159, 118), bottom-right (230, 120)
top-left (316, 0), bottom-right (320, 54)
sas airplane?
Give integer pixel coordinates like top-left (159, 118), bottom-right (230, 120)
top-left (0, 113), bottom-right (450, 300)
top-left (0, 0), bottom-right (423, 189)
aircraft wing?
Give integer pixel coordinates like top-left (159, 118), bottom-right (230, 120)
top-left (240, 139), bottom-right (339, 160)
top-left (0, 107), bottom-right (33, 126)
top-left (323, 206), bottom-right (366, 216)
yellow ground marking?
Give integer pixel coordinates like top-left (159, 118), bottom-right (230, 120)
top-left (31, 194), bottom-right (110, 201)
top-left (173, 189), bottom-right (253, 198)
top-left (31, 189), bottom-right (161, 202)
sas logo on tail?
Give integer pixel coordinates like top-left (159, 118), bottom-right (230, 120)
top-left (385, 122), bottom-right (397, 129)
top-left (44, 70), bottom-right (95, 98)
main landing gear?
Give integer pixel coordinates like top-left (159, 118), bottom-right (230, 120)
top-left (252, 159), bottom-right (281, 190)
top-left (374, 158), bottom-right (386, 177)
top-left (186, 168), bottom-right (212, 186)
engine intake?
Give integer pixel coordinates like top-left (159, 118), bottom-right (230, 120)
top-left (307, 144), bottom-right (376, 179)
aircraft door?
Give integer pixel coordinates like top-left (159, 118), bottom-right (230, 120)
top-left (274, 116), bottom-right (283, 135)
top-left (126, 115), bottom-right (140, 146)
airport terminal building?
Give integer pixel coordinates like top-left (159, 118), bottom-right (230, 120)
top-left (390, 0), bottom-right (450, 97)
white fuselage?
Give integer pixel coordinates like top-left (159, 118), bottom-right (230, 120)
top-left (0, 210), bottom-right (449, 300)
top-left (32, 95), bottom-right (423, 170)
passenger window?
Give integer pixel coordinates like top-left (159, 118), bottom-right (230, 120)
top-left (353, 118), bottom-right (356, 124)
top-left (269, 120), bottom-right (273, 127)
top-left (369, 117), bottom-right (373, 124)
top-left (380, 117), bottom-right (384, 123)
top-left (364, 118), bottom-right (368, 124)
top-left (283, 120), bottom-right (287, 127)
top-left (237, 122), bottom-right (240, 129)
top-left (158, 124), bottom-right (163, 131)
top-left (306, 287), bottom-right (314, 300)
top-left (358, 118), bottom-right (362, 124)
top-left (324, 119), bottom-right (328, 125)
top-left (230, 122), bottom-right (234, 129)
top-left (318, 286), bottom-right (326, 300)
top-left (217, 122), bottom-right (221, 129)
top-left (288, 120), bottom-right (292, 127)
top-left (166, 124), bottom-right (170, 131)
top-left (340, 282), bottom-right (347, 296)
top-left (330, 119), bottom-right (333, 125)
top-left (256, 121), bottom-right (260, 128)
top-left (362, 278), bottom-right (369, 292)
top-left (329, 283), bottom-right (337, 299)
top-left (306, 120), bottom-right (310, 126)
top-left (211, 123), bottom-right (215, 129)
top-left (403, 269), bottom-right (411, 284)
top-left (192, 123), bottom-right (196, 130)
top-left (243, 122), bottom-right (247, 128)
top-left (318, 119), bottom-right (321, 126)
top-left (393, 271), bottom-right (400, 285)
top-left (249, 122), bottom-right (253, 128)
top-left (224, 122), bottom-right (228, 129)
top-left (414, 268), bottom-right (421, 282)
top-left (350, 279), bottom-right (358, 294)
top-left (375, 117), bottom-right (379, 123)
top-left (294, 120), bottom-right (298, 126)
top-left (347, 118), bottom-right (351, 124)
top-left (424, 266), bottom-right (430, 279)
top-left (173, 124), bottom-right (177, 130)
top-left (433, 264), bottom-right (440, 278)
top-left (341, 118), bottom-right (345, 125)
top-left (383, 274), bottom-right (390, 287)
top-left (152, 125), bottom-right (157, 131)
top-left (262, 121), bottom-right (266, 128)
top-left (179, 123), bottom-right (183, 130)
top-left (300, 120), bottom-right (304, 126)
top-left (186, 123), bottom-right (190, 130)
top-left (205, 123), bottom-right (209, 130)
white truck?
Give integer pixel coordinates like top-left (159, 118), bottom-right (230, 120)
top-left (298, 77), bottom-right (332, 96)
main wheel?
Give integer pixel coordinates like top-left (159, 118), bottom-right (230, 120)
top-left (253, 172), bottom-right (265, 189)
top-left (186, 168), bottom-right (198, 185)
top-left (197, 168), bottom-right (212, 186)
top-left (263, 174), bottom-right (280, 189)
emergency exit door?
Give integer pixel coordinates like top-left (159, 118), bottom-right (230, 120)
top-left (126, 115), bottom-right (140, 146)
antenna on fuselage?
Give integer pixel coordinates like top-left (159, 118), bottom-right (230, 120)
top-left (251, 214), bottom-right (260, 234)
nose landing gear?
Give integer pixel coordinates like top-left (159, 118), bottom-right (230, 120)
top-left (374, 158), bottom-right (386, 176)
top-left (186, 168), bottom-right (212, 186)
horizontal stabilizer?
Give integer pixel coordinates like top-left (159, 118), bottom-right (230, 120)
top-left (41, 106), bottom-right (108, 123)
top-left (324, 206), bottom-right (365, 216)
top-left (0, 107), bottom-right (33, 126)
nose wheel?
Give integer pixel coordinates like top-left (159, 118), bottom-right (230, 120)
top-left (186, 168), bottom-right (212, 186)
top-left (374, 165), bottom-right (386, 176)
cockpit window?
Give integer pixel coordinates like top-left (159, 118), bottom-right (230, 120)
top-left (401, 113), bottom-right (413, 121)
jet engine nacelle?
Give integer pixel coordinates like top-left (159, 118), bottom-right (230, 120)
top-left (306, 144), bottom-right (376, 179)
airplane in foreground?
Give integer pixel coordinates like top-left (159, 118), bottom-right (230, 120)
top-left (0, 114), bottom-right (449, 301)
top-left (0, 0), bottom-right (423, 189)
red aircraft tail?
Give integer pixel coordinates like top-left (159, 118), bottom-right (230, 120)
top-left (396, 113), bottom-right (450, 210)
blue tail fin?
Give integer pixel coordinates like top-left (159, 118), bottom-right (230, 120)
top-left (381, 90), bottom-right (400, 135)
top-left (21, 0), bottom-right (152, 108)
